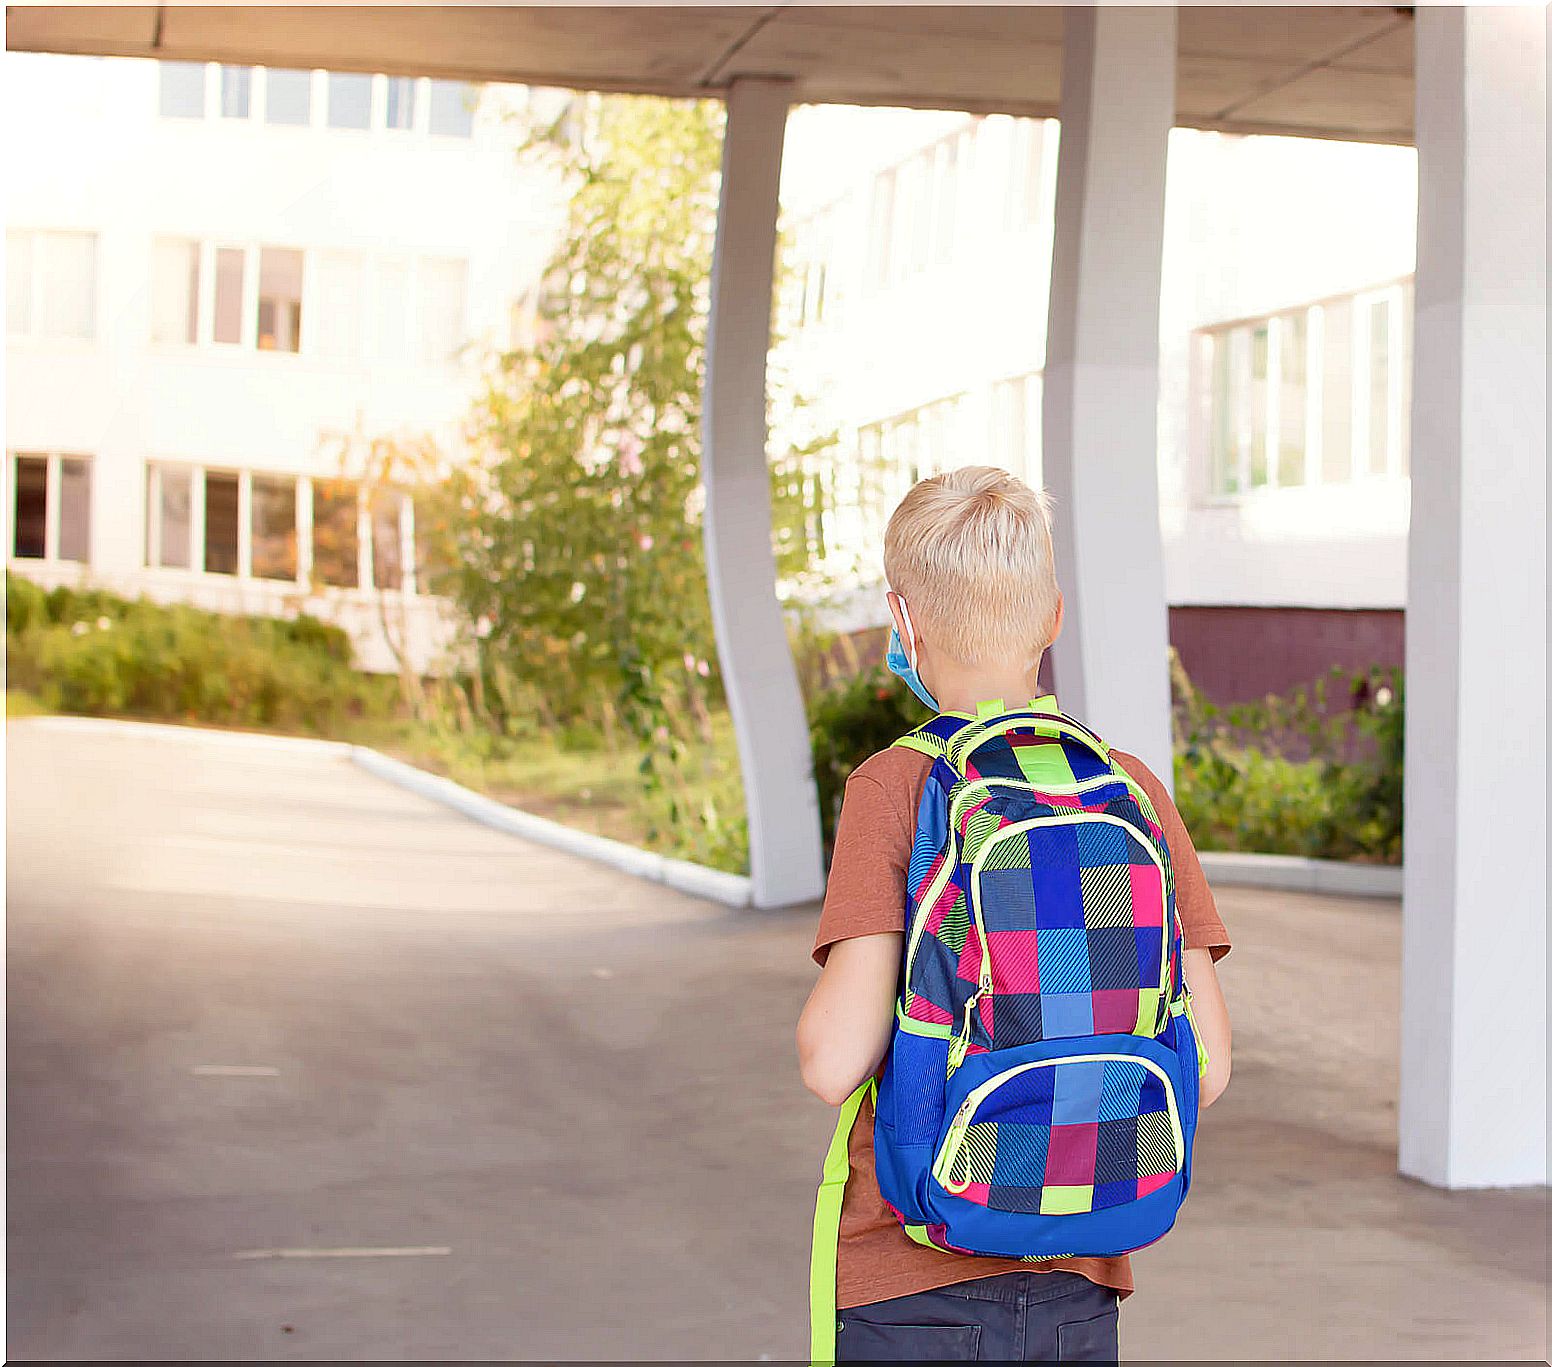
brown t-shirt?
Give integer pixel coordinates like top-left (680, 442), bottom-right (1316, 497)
top-left (812, 744), bottom-right (1231, 1311)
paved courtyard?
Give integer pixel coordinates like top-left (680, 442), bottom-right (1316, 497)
top-left (6, 718), bottom-right (1546, 1361)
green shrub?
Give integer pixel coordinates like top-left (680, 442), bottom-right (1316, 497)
top-left (5, 573), bottom-right (392, 734)
top-left (1171, 652), bottom-right (1403, 863)
top-left (806, 665), bottom-right (928, 854)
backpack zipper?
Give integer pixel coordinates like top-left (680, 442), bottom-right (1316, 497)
top-left (904, 770), bottom-right (1151, 1002)
top-left (961, 813), bottom-right (1172, 1033)
top-left (934, 1052), bottom-right (1184, 1194)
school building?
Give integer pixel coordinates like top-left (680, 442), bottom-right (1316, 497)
top-left (7, 6), bottom-right (1544, 1192)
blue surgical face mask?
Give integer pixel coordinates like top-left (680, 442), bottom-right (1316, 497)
top-left (885, 596), bottom-right (940, 712)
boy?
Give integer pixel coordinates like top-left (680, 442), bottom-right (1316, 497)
top-left (798, 466), bottom-right (1232, 1362)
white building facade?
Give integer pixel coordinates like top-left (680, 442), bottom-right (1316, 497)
top-left (5, 54), bottom-right (562, 672)
top-left (776, 105), bottom-right (1418, 699)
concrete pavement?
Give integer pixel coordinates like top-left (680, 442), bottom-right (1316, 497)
top-left (6, 718), bottom-right (1546, 1360)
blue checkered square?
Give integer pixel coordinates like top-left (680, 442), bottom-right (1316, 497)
top-left (1035, 928), bottom-right (1091, 992)
top-left (1052, 1059), bottom-right (1106, 1124)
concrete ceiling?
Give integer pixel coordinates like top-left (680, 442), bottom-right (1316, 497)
top-left (5, 4), bottom-right (1417, 143)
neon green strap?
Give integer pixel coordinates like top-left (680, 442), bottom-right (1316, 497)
top-left (809, 1079), bottom-right (875, 1366)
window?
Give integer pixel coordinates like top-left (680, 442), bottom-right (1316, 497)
top-left (7, 230), bottom-right (96, 340)
top-left (7, 230), bottom-right (31, 335)
top-left (428, 80), bottom-right (475, 137)
top-left (251, 475), bottom-right (298, 580)
top-left (257, 248), bottom-right (303, 352)
top-left (416, 257), bottom-right (467, 363)
top-left (11, 456), bottom-right (47, 559)
top-left (219, 66), bottom-right (252, 119)
top-left (203, 471), bottom-right (240, 574)
top-left (867, 171), bottom-right (895, 290)
top-left (1279, 312), bottom-right (1308, 487)
top-left (372, 258), bottom-right (412, 360)
top-left (312, 251), bottom-right (365, 359)
top-left (1199, 279), bottom-right (1412, 497)
top-left (371, 491), bottom-right (405, 590)
top-left (991, 373), bottom-right (1043, 484)
top-left (58, 458), bottom-right (91, 562)
top-left (1005, 119), bottom-right (1045, 229)
top-left (327, 72), bottom-right (372, 129)
top-left (146, 464), bottom-right (193, 569)
top-left (213, 247), bottom-right (245, 344)
top-left (265, 68), bottom-right (312, 125)
top-left (385, 76), bottom-right (416, 130)
top-left (10, 453), bottom-right (91, 563)
top-left (158, 61), bottom-right (206, 118)
top-left (151, 238), bottom-right (201, 344)
top-left (865, 125), bottom-right (976, 290)
top-left (312, 480), bottom-right (360, 588)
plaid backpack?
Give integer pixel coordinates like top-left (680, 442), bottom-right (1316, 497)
top-left (810, 698), bottom-right (1207, 1364)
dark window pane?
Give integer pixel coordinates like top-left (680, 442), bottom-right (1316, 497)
top-left (371, 492), bottom-right (403, 590)
top-left (213, 248), bottom-right (244, 344)
top-left (312, 480), bottom-right (359, 588)
top-left (204, 472), bottom-right (240, 575)
top-left (257, 247), bottom-right (303, 352)
top-left (428, 80), bottom-right (474, 137)
top-left (12, 456), bottom-right (47, 559)
top-left (265, 68), bottom-right (311, 125)
top-left (57, 458), bottom-right (90, 562)
top-left (328, 72), bottom-right (371, 130)
top-left (385, 76), bottom-right (415, 130)
top-left (220, 66), bottom-right (252, 119)
top-left (251, 475), bottom-right (297, 580)
top-left (159, 62), bottom-right (205, 118)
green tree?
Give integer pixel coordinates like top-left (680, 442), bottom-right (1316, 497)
top-left (438, 93), bottom-right (827, 867)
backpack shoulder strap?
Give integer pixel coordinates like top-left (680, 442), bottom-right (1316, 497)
top-left (809, 1078), bottom-right (876, 1366)
top-left (890, 713), bottom-right (979, 764)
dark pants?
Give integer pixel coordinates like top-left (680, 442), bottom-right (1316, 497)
top-left (836, 1270), bottom-right (1119, 1362)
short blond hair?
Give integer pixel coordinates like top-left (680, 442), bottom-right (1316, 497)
top-left (883, 466), bottom-right (1060, 668)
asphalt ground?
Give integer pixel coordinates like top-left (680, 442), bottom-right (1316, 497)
top-left (6, 718), bottom-right (1545, 1361)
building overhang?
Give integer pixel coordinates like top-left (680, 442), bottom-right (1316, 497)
top-left (6, 4), bottom-right (1416, 144)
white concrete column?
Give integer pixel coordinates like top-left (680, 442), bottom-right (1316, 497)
top-left (702, 76), bottom-right (824, 910)
top-left (1400, 5), bottom-right (1547, 1188)
top-left (1041, 7), bottom-right (1176, 783)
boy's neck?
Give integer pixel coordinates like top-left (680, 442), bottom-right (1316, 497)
top-left (933, 655), bottom-right (1047, 717)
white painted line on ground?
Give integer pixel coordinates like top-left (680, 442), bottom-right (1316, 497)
top-left (233, 1246), bottom-right (452, 1261)
top-left (190, 1064), bottom-right (281, 1076)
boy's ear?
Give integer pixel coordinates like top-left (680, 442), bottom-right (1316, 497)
top-left (886, 591), bottom-right (911, 643)
top-left (1045, 593), bottom-right (1065, 647)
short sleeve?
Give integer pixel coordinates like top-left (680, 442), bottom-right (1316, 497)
top-left (811, 768), bottom-right (916, 966)
top-left (1113, 751), bottom-right (1231, 961)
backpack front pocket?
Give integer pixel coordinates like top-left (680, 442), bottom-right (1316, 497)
top-left (931, 1050), bottom-right (1183, 1216)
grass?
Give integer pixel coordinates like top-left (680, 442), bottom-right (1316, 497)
top-left (352, 710), bottom-right (748, 871)
top-left (6, 689), bottom-right (50, 719)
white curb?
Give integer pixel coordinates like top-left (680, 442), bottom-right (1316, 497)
top-left (349, 746), bottom-right (753, 909)
top-left (1199, 850), bottom-right (1402, 899)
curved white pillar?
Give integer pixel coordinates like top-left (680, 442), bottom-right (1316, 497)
top-left (702, 76), bottom-right (825, 909)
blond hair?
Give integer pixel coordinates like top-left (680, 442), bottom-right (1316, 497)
top-left (883, 466), bottom-right (1060, 668)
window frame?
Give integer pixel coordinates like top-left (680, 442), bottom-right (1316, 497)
top-left (7, 450), bottom-right (92, 564)
top-left (1193, 275), bottom-right (1413, 506)
top-left (142, 461), bottom-right (416, 594)
top-left (6, 228), bottom-right (99, 345)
